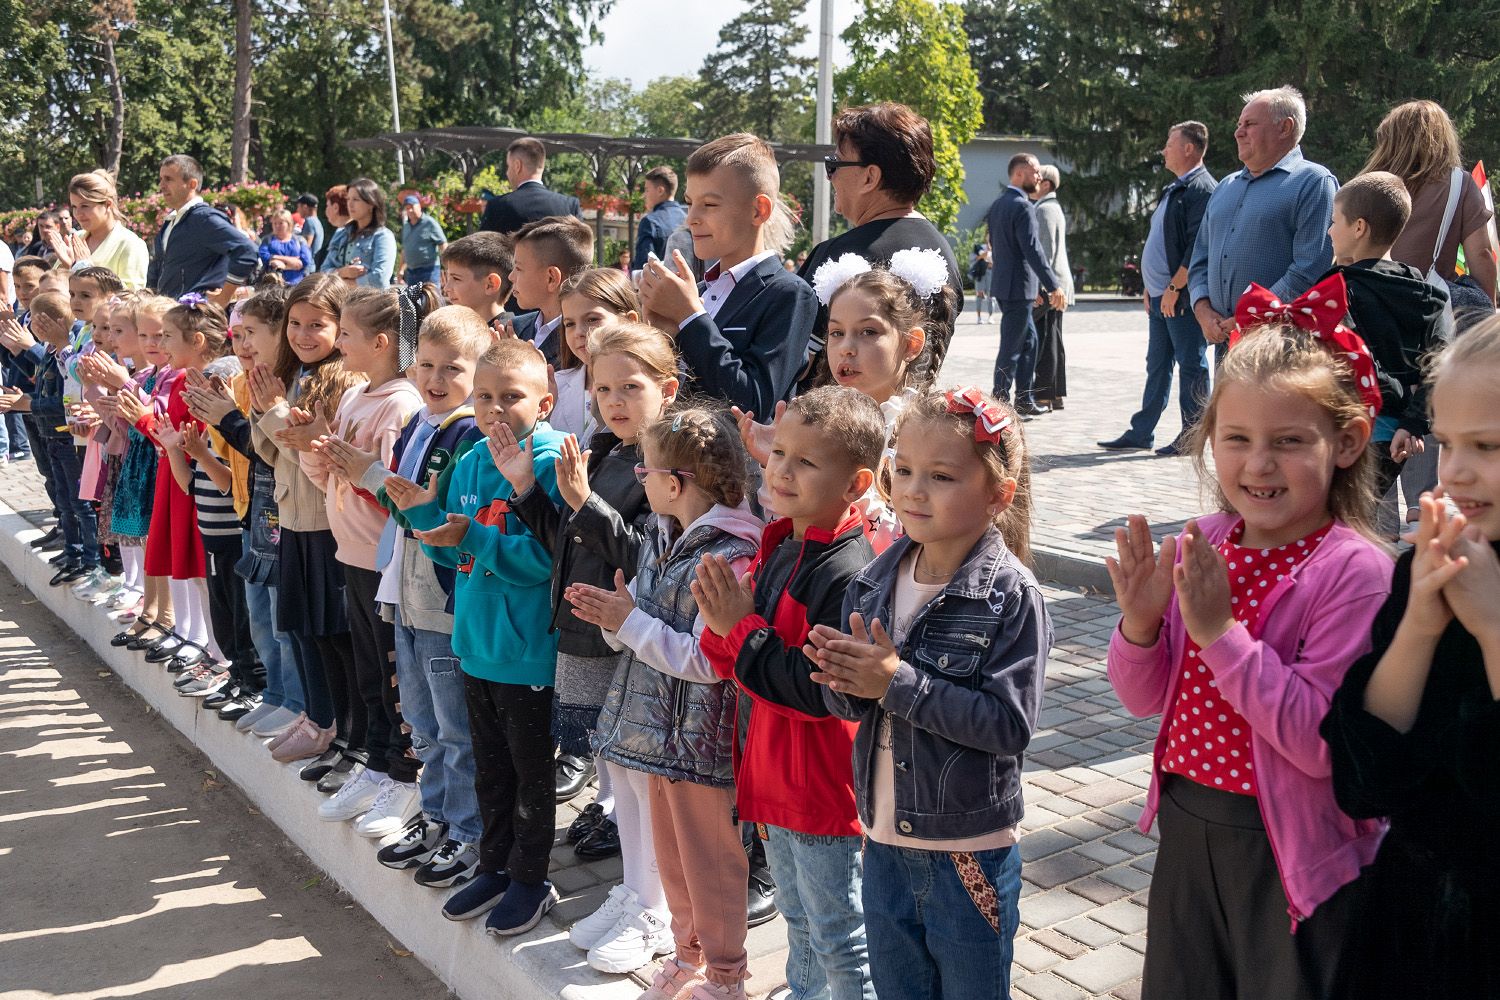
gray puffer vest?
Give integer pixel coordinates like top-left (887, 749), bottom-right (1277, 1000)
top-left (593, 516), bottom-right (758, 786)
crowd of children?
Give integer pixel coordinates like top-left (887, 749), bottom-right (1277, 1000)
top-left (2, 133), bottom-right (1497, 1000)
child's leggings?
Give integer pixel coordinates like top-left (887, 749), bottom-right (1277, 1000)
top-left (602, 760), bottom-right (666, 912)
top-left (168, 576), bottom-right (222, 661)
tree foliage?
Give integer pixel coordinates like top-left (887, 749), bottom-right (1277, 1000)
top-left (695, 0), bottom-right (816, 143)
top-left (837, 0), bottom-right (984, 234)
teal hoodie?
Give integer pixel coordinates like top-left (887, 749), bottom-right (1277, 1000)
top-left (405, 421), bottom-right (566, 685)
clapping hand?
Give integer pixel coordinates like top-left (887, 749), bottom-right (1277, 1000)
top-left (155, 415), bottom-right (186, 451)
top-left (1438, 516), bottom-right (1500, 645)
top-left (1105, 514), bottom-right (1177, 646)
top-left (486, 422), bottom-right (536, 493)
top-left (0, 315), bottom-right (36, 354)
top-left (79, 351), bottom-right (130, 389)
top-left (312, 434), bottom-right (380, 483)
top-left (1389, 428), bottom-right (1424, 463)
top-left (247, 364), bottom-right (285, 412)
top-left (273, 401), bottom-right (330, 451)
top-left (730, 402), bottom-right (784, 467)
top-left (67, 401), bottom-right (100, 434)
top-left (92, 394), bottom-right (119, 421)
top-left (0, 386), bottom-right (25, 413)
top-left (555, 434), bottom-right (591, 511)
top-left (383, 471), bottom-right (440, 511)
top-left (805, 613), bottom-right (901, 699)
top-left (1173, 520), bottom-right (1235, 648)
top-left (691, 553), bottom-right (755, 637)
top-left (413, 512), bottom-right (470, 548)
top-left (565, 570), bottom-right (635, 632)
top-left (183, 375), bottom-right (236, 425)
top-left (46, 229), bottom-right (91, 269)
top-left (114, 388), bottom-right (147, 425)
top-left (180, 422), bottom-right (213, 462)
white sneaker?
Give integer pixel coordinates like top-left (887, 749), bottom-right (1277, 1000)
top-left (353, 777), bottom-right (420, 838)
top-left (71, 569), bottom-right (118, 601)
top-left (569, 883), bottom-right (638, 950)
top-left (250, 705), bottom-right (300, 738)
top-left (587, 904), bottom-right (674, 974)
top-left (318, 764), bottom-right (380, 821)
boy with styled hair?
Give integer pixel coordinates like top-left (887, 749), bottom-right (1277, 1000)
top-left (441, 232), bottom-right (525, 337)
top-left (637, 132), bottom-right (818, 416)
top-left (510, 215), bottom-right (594, 367)
top-left (1323, 169), bottom-right (1453, 519)
top-left (385, 336), bottom-right (567, 937)
top-left (695, 385), bottom-right (885, 1000)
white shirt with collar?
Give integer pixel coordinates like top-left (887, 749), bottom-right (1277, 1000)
top-left (162, 195), bottom-right (205, 252)
top-left (679, 249), bottom-right (779, 330)
top-left (533, 312), bottom-right (562, 351)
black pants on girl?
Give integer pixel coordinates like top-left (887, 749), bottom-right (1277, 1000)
top-left (314, 631), bottom-right (361, 752)
top-left (205, 543), bottom-right (259, 691)
top-left (343, 565), bottom-right (415, 782)
top-left (464, 677), bottom-right (555, 885)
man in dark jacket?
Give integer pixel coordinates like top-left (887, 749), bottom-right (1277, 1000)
top-left (631, 165), bottom-right (687, 269)
top-left (478, 137), bottom-right (582, 236)
top-left (146, 155), bottom-right (259, 302)
top-left (1101, 122), bottom-right (1218, 454)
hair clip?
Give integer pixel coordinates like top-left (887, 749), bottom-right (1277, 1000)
top-left (177, 292), bottom-right (207, 309)
top-left (944, 386), bottom-right (1012, 444)
top-left (670, 413), bottom-right (684, 433)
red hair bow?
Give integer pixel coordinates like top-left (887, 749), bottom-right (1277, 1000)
top-left (1231, 273), bottom-right (1382, 419)
top-left (945, 386), bottom-right (1013, 444)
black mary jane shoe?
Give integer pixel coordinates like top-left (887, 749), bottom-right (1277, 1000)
top-left (126, 622), bottom-right (170, 651)
top-left (554, 753), bottom-right (595, 804)
top-left (165, 643), bottom-right (207, 673)
top-left (574, 818), bottom-right (621, 860)
top-left (112, 618), bottom-right (155, 648)
top-left (567, 802), bottom-right (605, 844)
top-left (144, 635), bottom-right (186, 663)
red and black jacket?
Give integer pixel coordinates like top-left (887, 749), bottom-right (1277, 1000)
top-left (701, 508), bottom-right (873, 836)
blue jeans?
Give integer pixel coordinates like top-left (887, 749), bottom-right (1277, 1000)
top-left (1122, 296), bottom-right (1209, 447)
top-left (244, 573), bottom-right (303, 712)
top-left (992, 299), bottom-right (1037, 406)
top-left (403, 264), bottom-right (440, 286)
top-left (5, 413), bottom-right (27, 455)
top-left (45, 438), bottom-right (98, 568)
top-left (863, 841), bottom-right (1022, 1000)
top-left (764, 827), bottom-right (875, 1000)
top-left (394, 620), bottom-right (481, 842)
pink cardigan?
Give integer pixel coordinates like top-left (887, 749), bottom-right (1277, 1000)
top-left (1107, 512), bottom-right (1391, 925)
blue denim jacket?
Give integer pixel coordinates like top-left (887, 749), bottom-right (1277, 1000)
top-left (824, 527), bottom-right (1051, 839)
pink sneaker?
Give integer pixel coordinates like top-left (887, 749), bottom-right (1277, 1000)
top-left (272, 720), bottom-right (334, 763)
top-left (264, 712), bottom-right (309, 750)
top-left (635, 959), bottom-right (707, 1000)
top-left (687, 981), bottom-right (747, 1000)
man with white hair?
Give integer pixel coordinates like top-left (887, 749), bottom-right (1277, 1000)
top-left (1187, 86), bottom-right (1337, 361)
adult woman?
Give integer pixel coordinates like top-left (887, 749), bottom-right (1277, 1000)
top-left (1031, 164), bottom-right (1074, 410)
top-left (329, 178), bottom-right (394, 289)
top-left (318, 185), bottom-right (350, 272)
top-left (798, 102), bottom-right (963, 385)
top-left (48, 170), bottom-right (150, 289)
top-left (1362, 101), bottom-right (1497, 314)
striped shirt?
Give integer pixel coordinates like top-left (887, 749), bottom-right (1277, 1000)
top-left (193, 438), bottom-right (242, 549)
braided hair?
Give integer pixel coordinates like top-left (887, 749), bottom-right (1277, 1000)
top-left (639, 406), bottom-right (750, 508)
top-left (343, 283), bottom-right (440, 372)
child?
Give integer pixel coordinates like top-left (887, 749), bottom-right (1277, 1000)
top-left (508, 323), bottom-right (679, 971)
top-left (250, 272), bottom-right (362, 762)
top-left (809, 386), bottom-right (1050, 1000)
top-left (261, 210), bottom-right (314, 285)
top-left (300, 284), bottom-right (429, 835)
top-left (1323, 171), bottom-right (1453, 534)
top-left (552, 267), bottom-right (641, 440)
top-left (386, 337), bottom-right (567, 936)
top-left (7, 255), bottom-right (49, 463)
top-left (695, 385), bottom-right (885, 1000)
top-left (567, 408), bottom-right (763, 998)
top-left (440, 232), bottom-right (521, 337)
top-left (318, 306), bottom-right (489, 886)
top-left (510, 215), bottom-right (595, 367)
top-left (1106, 321), bottom-right (1391, 998)
top-left (1321, 320), bottom-right (1500, 1000)
top-left (636, 132), bottom-right (817, 415)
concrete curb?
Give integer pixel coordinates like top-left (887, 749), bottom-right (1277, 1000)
top-left (0, 502), bottom-right (637, 1000)
top-left (1032, 544), bottom-right (1110, 593)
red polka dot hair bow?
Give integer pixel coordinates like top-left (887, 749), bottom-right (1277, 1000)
top-left (1231, 273), bottom-right (1383, 419)
top-left (945, 386), bottom-right (1013, 444)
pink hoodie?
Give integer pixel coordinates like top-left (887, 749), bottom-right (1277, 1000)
top-left (1107, 511), bottom-right (1391, 925)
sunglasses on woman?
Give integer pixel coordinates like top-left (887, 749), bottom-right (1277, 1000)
top-left (823, 154), bottom-right (870, 179)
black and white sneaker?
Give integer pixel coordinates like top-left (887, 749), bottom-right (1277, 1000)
top-left (415, 838), bottom-right (479, 889)
top-left (377, 815), bottom-right (448, 870)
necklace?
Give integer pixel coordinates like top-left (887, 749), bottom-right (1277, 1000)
top-left (913, 550), bottom-right (957, 583)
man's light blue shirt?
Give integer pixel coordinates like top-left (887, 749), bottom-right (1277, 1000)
top-left (1142, 164), bottom-right (1206, 296)
top-left (1187, 146), bottom-right (1337, 314)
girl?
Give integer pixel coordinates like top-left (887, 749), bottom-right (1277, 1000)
top-left (552, 268), bottom-right (642, 439)
top-left (299, 284), bottom-right (429, 834)
top-left (1322, 319), bottom-right (1500, 999)
top-left (808, 387), bottom-right (1049, 1000)
top-left (1106, 322), bottom-right (1391, 998)
top-left (251, 272), bottom-right (362, 763)
top-left (82, 293), bottom-right (143, 615)
top-left (504, 322), bottom-right (678, 972)
top-left (566, 409), bottom-right (762, 998)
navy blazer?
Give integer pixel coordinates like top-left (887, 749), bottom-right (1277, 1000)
top-left (678, 255), bottom-right (817, 414)
top-left (1161, 167), bottom-right (1218, 274)
top-left (147, 201), bottom-right (260, 299)
top-left (478, 181), bottom-right (582, 235)
top-left (985, 187), bottom-right (1060, 302)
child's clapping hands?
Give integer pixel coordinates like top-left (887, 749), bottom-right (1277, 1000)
top-left (486, 423), bottom-right (536, 493)
top-left (382, 471), bottom-right (440, 511)
top-left (1105, 514), bottom-right (1176, 647)
top-left (1174, 520), bottom-right (1235, 648)
top-left (805, 613), bottom-right (901, 699)
top-left (565, 570), bottom-right (635, 633)
top-left (413, 512), bottom-right (470, 548)
top-left (692, 553), bottom-right (755, 638)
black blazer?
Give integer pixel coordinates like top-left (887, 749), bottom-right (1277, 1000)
top-left (478, 181), bottom-right (582, 235)
top-left (1160, 167), bottom-right (1218, 273)
top-left (678, 255), bottom-right (818, 414)
top-left (985, 187), bottom-right (1058, 302)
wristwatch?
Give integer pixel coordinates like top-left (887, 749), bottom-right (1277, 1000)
top-left (1165, 282), bottom-right (1182, 292)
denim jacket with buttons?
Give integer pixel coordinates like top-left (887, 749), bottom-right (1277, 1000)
top-left (824, 526), bottom-right (1052, 840)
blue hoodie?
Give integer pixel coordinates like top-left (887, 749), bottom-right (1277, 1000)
top-left (405, 421), bottom-right (566, 685)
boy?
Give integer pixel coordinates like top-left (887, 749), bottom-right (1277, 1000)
top-left (385, 337), bottom-right (567, 936)
top-left (441, 232), bottom-right (529, 340)
top-left (637, 132), bottom-right (818, 415)
top-left (695, 386), bottom-right (884, 1000)
top-left (0, 290), bottom-right (99, 584)
top-left (318, 307), bottom-right (491, 888)
top-left (1323, 170), bottom-right (1453, 512)
top-left (509, 215), bottom-right (594, 367)
top-left (6, 255), bottom-right (47, 464)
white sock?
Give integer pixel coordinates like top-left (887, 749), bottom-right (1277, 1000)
top-left (122, 546), bottom-right (144, 591)
top-left (594, 756), bottom-right (615, 818)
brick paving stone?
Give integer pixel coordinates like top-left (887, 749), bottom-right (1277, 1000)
top-left (1112, 981), bottom-right (1144, 1000)
top-left (1055, 916), bottom-right (1124, 948)
top-left (1021, 888), bottom-right (1098, 929)
top-left (1016, 973), bottom-right (1089, 1000)
top-left (1091, 900), bottom-right (1150, 935)
top-left (1075, 840), bottom-right (1135, 867)
top-left (1029, 927), bottom-right (1091, 960)
top-left (1014, 936), bottom-right (1065, 973)
top-left (1053, 944), bottom-right (1146, 995)
top-left (1021, 827), bottom-right (1083, 862)
top-left (1104, 831), bottom-right (1156, 855)
top-left (1066, 779), bottom-right (1142, 809)
top-left (1066, 875), bottom-right (1134, 906)
top-left (1025, 851), bottom-right (1105, 889)
top-left (1098, 865), bottom-right (1153, 892)
top-left (1056, 817), bottom-right (1111, 842)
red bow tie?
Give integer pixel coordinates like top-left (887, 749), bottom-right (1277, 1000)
top-left (1231, 273), bottom-right (1383, 419)
top-left (704, 262), bottom-right (731, 283)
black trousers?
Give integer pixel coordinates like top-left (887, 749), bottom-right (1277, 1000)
top-left (343, 565), bottom-right (415, 782)
top-left (464, 676), bottom-right (555, 885)
top-left (205, 543), bottom-right (259, 690)
top-left (1143, 776), bottom-right (1365, 1000)
top-left (313, 631), bottom-right (361, 751)
top-left (1032, 303), bottom-right (1067, 401)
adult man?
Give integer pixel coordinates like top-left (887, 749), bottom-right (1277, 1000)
top-left (478, 137), bottom-right (582, 236)
top-left (295, 192), bottom-right (324, 268)
top-left (399, 195), bottom-right (447, 286)
top-left (631, 165), bottom-right (686, 269)
top-left (986, 153), bottom-right (1068, 416)
top-left (1187, 86), bottom-right (1337, 362)
top-left (145, 155), bottom-right (258, 302)
top-left (1100, 122), bottom-right (1218, 455)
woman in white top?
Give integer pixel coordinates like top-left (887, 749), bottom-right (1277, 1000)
top-left (49, 170), bottom-right (150, 289)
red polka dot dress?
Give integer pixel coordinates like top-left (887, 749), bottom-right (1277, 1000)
top-left (1160, 520), bottom-right (1332, 795)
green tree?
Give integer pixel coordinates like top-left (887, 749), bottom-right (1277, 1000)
top-left (837, 0), bottom-right (983, 234)
top-left (695, 0), bottom-right (815, 143)
top-left (962, 0), bottom-right (1043, 135)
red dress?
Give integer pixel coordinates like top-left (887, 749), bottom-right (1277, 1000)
top-left (142, 372), bottom-right (207, 579)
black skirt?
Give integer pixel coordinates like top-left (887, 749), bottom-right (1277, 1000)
top-left (1032, 303), bottom-right (1067, 401)
top-left (276, 528), bottom-right (349, 637)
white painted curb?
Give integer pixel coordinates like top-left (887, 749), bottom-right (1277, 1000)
top-left (0, 502), bottom-right (638, 1000)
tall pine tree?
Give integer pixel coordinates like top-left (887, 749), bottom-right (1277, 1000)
top-left (694, 0), bottom-right (816, 143)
